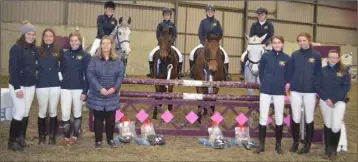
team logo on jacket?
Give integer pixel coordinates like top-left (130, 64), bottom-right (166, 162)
top-left (308, 57), bottom-right (315, 63)
top-left (76, 55), bottom-right (83, 60)
top-left (52, 53), bottom-right (58, 57)
top-left (212, 23), bottom-right (217, 27)
top-left (111, 21), bottom-right (115, 25)
top-left (264, 26), bottom-right (268, 29)
top-left (279, 61), bottom-right (286, 66)
top-left (336, 72), bottom-right (343, 77)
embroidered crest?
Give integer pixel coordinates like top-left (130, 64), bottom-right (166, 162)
top-left (76, 55), bottom-right (83, 60)
top-left (336, 72), bottom-right (343, 77)
top-left (308, 57), bottom-right (315, 63)
top-left (279, 61), bottom-right (286, 66)
top-left (212, 23), bottom-right (217, 27)
top-left (111, 21), bottom-right (115, 25)
top-left (264, 26), bottom-right (268, 29)
top-left (52, 53), bottom-right (58, 57)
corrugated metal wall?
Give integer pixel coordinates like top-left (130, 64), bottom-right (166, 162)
top-left (0, 0), bottom-right (357, 75)
top-left (317, 6), bottom-right (356, 28)
top-left (0, 0), bottom-right (65, 25)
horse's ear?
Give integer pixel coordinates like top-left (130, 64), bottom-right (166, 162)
top-left (259, 33), bottom-right (268, 42)
top-left (127, 17), bottom-right (131, 25)
top-left (245, 33), bottom-right (250, 40)
top-left (118, 17), bottom-right (123, 24)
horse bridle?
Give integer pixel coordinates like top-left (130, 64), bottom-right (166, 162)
top-left (246, 42), bottom-right (264, 81)
top-left (115, 25), bottom-right (130, 59)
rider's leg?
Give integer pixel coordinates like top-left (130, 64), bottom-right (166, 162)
top-left (219, 46), bottom-right (232, 81)
top-left (89, 38), bottom-right (101, 57)
top-left (189, 44), bottom-right (203, 78)
top-left (146, 46), bottom-right (159, 77)
top-left (240, 54), bottom-right (249, 80)
top-left (171, 46), bottom-right (184, 78)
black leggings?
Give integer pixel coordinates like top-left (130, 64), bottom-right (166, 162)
top-left (93, 110), bottom-right (115, 143)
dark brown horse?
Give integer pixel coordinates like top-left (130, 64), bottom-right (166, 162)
top-left (152, 27), bottom-right (179, 119)
top-left (192, 33), bottom-right (224, 123)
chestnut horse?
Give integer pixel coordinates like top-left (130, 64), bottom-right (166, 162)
top-left (152, 27), bottom-right (179, 119)
top-left (192, 33), bottom-right (224, 123)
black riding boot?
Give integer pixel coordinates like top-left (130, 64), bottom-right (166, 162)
top-left (178, 62), bottom-right (184, 78)
top-left (255, 124), bottom-right (266, 154)
top-left (63, 120), bottom-right (71, 139)
top-left (48, 116), bottom-right (58, 145)
top-left (323, 125), bottom-right (331, 156)
top-left (298, 122), bottom-right (314, 154)
top-left (329, 130), bottom-right (341, 161)
top-left (73, 117), bottom-right (82, 138)
top-left (224, 63), bottom-right (232, 81)
top-left (18, 117), bottom-right (29, 148)
top-left (275, 125), bottom-right (283, 154)
top-left (189, 60), bottom-right (194, 78)
top-left (240, 61), bottom-right (245, 80)
top-left (146, 61), bottom-right (154, 77)
top-left (290, 121), bottom-right (300, 152)
top-left (38, 117), bottom-right (46, 144)
top-left (8, 119), bottom-right (24, 151)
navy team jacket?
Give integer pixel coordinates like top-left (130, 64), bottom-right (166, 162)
top-left (9, 43), bottom-right (38, 90)
top-left (59, 47), bottom-right (90, 95)
top-left (198, 16), bottom-right (223, 45)
top-left (96, 14), bottom-right (118, 39)
top-left (156, 20), bottom-right (177, 45)
top-left (259, 50), bottom-right (292, 95)
top-left (289, 48), bottom-right (322, 93)
top-left (249, 20), bottom-right (274, 46)
top-left (36, 44), bottom-right (61, 88)
top-left (316, 65), bottom-right (351, 104)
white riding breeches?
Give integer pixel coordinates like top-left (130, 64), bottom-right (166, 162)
top-left (290, 91), bottom-right (316, 124)
top-left (89, 38), bottom-right (101, 57)
top-left (189, 44), bottom-right (229, 63)
top-left (36, 87), bottom-right (61, 118)
top-left (9, 84), bottom-right (35, 121)
top-left (320, 100), bottom-right (346, 133)
top-left (60, 89), bottom-right (83, 121)
top-left (148, 46), bottom-right (183, 63)
top-left (259, 93), bottom-right (285, 126)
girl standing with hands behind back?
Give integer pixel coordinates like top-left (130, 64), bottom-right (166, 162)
top-left (317, 49), bottom-right (350, 160)
top-left (36, 28), bottom-right (61, 145)
top-left (255, 35), bottom-right (292, 155)
top-left (59, 31), bottom-right (90, 145)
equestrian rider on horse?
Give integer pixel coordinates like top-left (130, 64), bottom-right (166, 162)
top-left (89, 1), bottom-right (117, 56)
top-left (189, 4), bottom-right (231, 81)
top-left (146, 7), bottom-right (184, 78)
top-left (240, 7), bottom-right (274, 80)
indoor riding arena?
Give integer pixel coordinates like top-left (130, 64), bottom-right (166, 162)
top-left (0, 0), bottom-right (357, 161)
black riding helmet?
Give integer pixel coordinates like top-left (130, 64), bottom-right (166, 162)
top-left (256, 7), bottom-right (268, 14)
top-left (162, 7), bottom-right (172, 16)
top-left (104, 1), bottom-right (116, 10)
top-left (206, 4), bottom-right (216, 12)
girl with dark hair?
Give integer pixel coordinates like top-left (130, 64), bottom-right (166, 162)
top-left (8, 20), bottom-right (38, 151)
top-left (36, 28), bottom-right (61, 145)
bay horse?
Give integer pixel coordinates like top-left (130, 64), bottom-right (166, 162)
top-left (192, 33), bottom-right (224, 123)
top-left (152, 26), bottom-right (179, 119)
